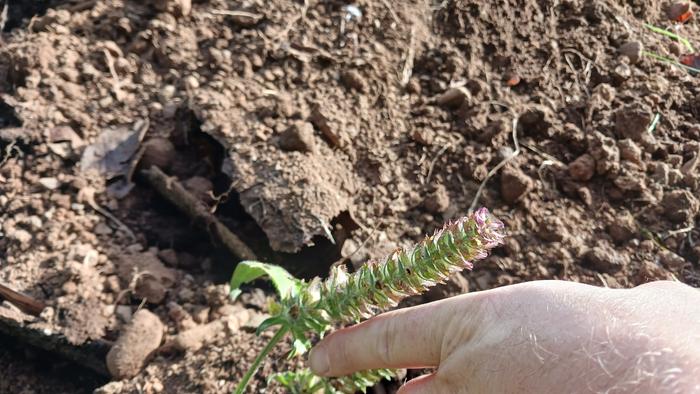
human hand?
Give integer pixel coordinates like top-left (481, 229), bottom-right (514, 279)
top-left (308, 280), bottom-right (700, 393)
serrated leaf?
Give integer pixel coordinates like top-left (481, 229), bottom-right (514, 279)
top-left (230, 260), bottom-right (298, 300)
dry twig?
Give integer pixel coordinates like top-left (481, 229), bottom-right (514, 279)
top-left (141, 166), bottom-right (257, 261)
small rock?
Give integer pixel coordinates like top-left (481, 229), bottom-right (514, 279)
top-left (568, 154), bottom-right (596, 181)
top-left (618, 41), bottom-right (643, 64)
top-left (584, 241), bottom-right (626, 274)
top-left (9, 229), bottom-right (32, 246)
top-left (94, 222), bottom-right (113, 235)
top-left (135, 279), bottom-right (167, 305)
top-left (437, 87), bottom-right (469, 108)
top-left (171, 319), bottom-right (224, 352)
top-left (61, 281), bottom-right (78, 295)
top-left (118, 252), bottom-right (177, 305)
top-left (667, 2), bottom-right (691, 21)
top-left (637, 260), bottom-right (668, 282)
top-left (614, 106), bottom-right (654, 145)
top-left (668, 169), bottom-right (684, 186)
top-left (406, 78), bottom-right (421, 94)
top-left (184, 75), bottom-right (199, 90)
top-left (618, 139), bottom-right (643, 165)
top-left (140, 138), bottom-right (176, 171)
top-left (278, 121), bottom-right (316, 153)
top-left (153, 0), bottom-right (191, 16)
top-left (106, 309), bottom-right (164, 379)
top-left (38, 177), bottom-right (60, 190)
top-left (115, 305), bottom-right (133, 323)
top-left (613, 64), bottom-right (632, 81)
top-left (191, 305), bottom-right (210, 324)
top-left (411, 129), bottom-right (435, 146)
top-left (613, 170), bottom-right (646, 192)
top-left (650, 162), bottom-right (670, 186)
top-left (340, 69), bottom-right (367, 93)
top-left (658, 250), bottom-right (687, 270)
top-left (661, 189), bottom-right (699, 223)
top-left (424, 184), bottom-right (450, 213)
top-left (500, 165), bottom-right (533, 204)
top-left (340, 238), bottom-right (369, 267)
top-left (537, 216), bottom-right (568, 243)
top-left (588, 131), bottom-right (620, 175)
top-left (607, 212), bottom-right (637, 244)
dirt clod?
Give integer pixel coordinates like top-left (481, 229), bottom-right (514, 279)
top-left (140, 138), bottom-right (176, 172)
top-left (500, 165), bottom-right (533, 204)
top-left (584, 242), bottom-right (626, 274)
top-left (568, 154), bottom-right (596, 181)
top-left (278, 121), bottom-right (317, 153)
top-left (618, 41), bottom-right (643, 64)
top-left (106, 309), bottom-right (164, 379)
top-left (424, 184), bottom-right (450, 214)
top-left (661, 189), bottom-right (699, 223)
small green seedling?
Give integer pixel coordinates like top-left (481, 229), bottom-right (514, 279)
top-left (230, 208), bottom-right (505, 393)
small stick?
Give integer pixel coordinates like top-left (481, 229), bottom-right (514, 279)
top-left (400, 27), bottom-right (416, 86)
top-left (424, 143), bottom-right (452, 185)
top-left (0, 314), bottom-right (111, 376)
top-left (141, 166), bottom-right (257, 261)
top-left (102, 49), bottom-right (124, 101)
top-left (209, 9), bottom-right (263, 19)
top-left (0, 283), bottom-right (45, 316)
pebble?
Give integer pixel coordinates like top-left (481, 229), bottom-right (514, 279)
top-left (661, 189), bottom-right (699, 223)
top-left (115, 305), bottom-right (133, 323)
top-left (38, 177), bottom-right (59, 190)
top-left (500, 165), bottom-right (533, 204)
top-left (171, 320), bottom-right (224, 352)
top-left (667, 2), bottom-right (691, 21)
top-left (278, 121), bottom-right (317, 153)
top-left (613, 63), bottom-right (631, 81)
top-left (436, 87), bottom-right (469, 108)
top-left (650, 162), bottom-right (670, 186)
top-left (106, 309), bottom-right (164, 379)
top-left (340, 69), bottom-right (367, 93)
top-left (584, 242), bottom-right (626, 273)
top-left (618, 41), bottom-right (643, 64)
top-left (140, 138), bottom-right (176, 171)
top-left (658, 250), bottom-right (687, 270)
top-left (618, 139), bottom-right (643, 165)
top-left (568, 154), bottom-right (596, 181)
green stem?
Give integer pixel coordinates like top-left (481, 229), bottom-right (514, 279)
top-left (234, 326), bottom-right (289, 394)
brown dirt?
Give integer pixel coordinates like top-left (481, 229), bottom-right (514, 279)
top-left (1, 0), bottom-right (699, 392)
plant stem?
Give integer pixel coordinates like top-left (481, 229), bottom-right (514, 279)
top-left (234, 326), bottom-right (289, 394)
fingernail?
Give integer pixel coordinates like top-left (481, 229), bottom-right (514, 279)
top-left (308, 347), bottom-right (330, 376)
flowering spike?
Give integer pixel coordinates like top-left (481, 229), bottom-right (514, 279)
top-left (267, 209), bottom-right (505, 393)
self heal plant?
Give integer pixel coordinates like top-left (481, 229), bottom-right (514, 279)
top-left (231, 208), bottom-right (505, 394)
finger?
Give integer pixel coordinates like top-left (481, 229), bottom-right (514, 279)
top-left (397, 373), bottom-right (445, 394)
top-left (308, 296), bottom-right (470, 377)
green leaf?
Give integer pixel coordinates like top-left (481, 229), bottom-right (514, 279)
top-left (229, 260), bottom-right (298, 300)
top-left (255, 316), bottom-right (287, 335)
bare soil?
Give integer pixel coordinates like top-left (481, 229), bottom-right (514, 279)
top-left (1, 0), bottom-right (699, 393)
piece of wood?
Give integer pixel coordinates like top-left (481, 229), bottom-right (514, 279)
top-left (141, 166), bottom-right (257, 261)
top-left (0, 313), bottom-right (111, 376)
top-left (0, 283), bottom-right (46, 316)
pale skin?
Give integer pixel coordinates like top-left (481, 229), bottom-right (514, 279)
top-left (308, 280), bottom-right (700, 393)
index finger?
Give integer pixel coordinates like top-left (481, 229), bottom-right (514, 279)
top-left (308, 293), bottom-right (483, 377)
